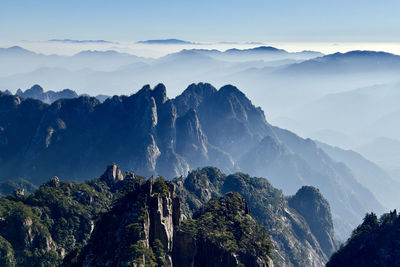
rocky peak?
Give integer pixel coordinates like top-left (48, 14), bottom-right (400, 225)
top-left (16, 84), bottom-right (44, 99)
top-left (100, 164), bottom-right (124, 186)
top-left (80, 175), bottom-right (180, 266)
top-left (152, 83), bottom-right (168, 104)
top-left (48, 176), bottom-right (60, 187)
top-left (15, 85), bottom-right (78, 104)
top-left (136, 84), bottom-right (152, 98)
top-left (173, 82), bottom-right (217, 116)
top-left (288, 186), bottom-right (338, 257)
top-left (13, 188), bottom-right (25, 197)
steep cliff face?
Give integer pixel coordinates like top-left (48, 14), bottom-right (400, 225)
top-left (288, 186), bottom-right (338, 257)
top-left (174, 167), bottom-right (336, 267)
top-left (175, 108), bottom-right (208, 167)
top-left (80, 177), bottom-right (180, 267)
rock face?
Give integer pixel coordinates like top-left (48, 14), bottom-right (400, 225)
top-left (327, 210), bottom-right (400, 267)
top-left (100, 163), bottom-right (124, 186)
top-left (0, 163), bottom-right (350, 267)
top-left (174, 167), bottom-right (337, 267)
top-left (81, 177), bottom-right (181, 267)
top-left (66, 166), bottom-right (272, 267)
top-left (0, 83), bottom-right (383, 240)
top-left (288, 186), bottom-right (338, 257)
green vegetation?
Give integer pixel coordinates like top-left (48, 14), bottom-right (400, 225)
top-left (327, 210), bottom-right (400, 267)
top-left (0, 177), bottom-right (115, 266)
top-left (153, 176), bottom-right (169, 196)
top-left (0, 178), bottom-right (37, 196)
top-left (179, 192), bottom-right (273, 265)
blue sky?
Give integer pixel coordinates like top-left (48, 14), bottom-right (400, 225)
top-left (1, 0), bottom-right (400, 42)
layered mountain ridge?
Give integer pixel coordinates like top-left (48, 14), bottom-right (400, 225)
top-left (0, 83), bottom-right (383, 240)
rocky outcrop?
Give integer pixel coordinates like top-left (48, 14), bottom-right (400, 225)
top-left (79, 167), bottom-right (273, 267)
top-left (100, 164), bottom-right (124, 186)
top-left (81, 175), bottom-right (181, 267)
top-left (175, 167), bottom-right (333, 267)
top-left (288, 186), bottom-right (338, 257)
top-left (174, 192), bottom-right (273, 267)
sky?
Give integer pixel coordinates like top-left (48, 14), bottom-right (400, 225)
top-left (1, 0), bottom-right (400, 43)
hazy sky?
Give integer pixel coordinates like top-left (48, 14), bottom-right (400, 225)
top-left (1, 0), bottom-right (400, 43)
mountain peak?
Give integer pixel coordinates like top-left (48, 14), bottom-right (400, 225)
top-left (152, 83), bottom-right (167, 104)
top-left (289, 185), bottom-right (338, 256)
top-left (0, 46), bottom-right (36, 55)
top-left (173, 83), bottom-right (217, 116)
top-left (28, 84), bottom-right (44, 94)
top-left (218, 84), bottom-right (244, 96)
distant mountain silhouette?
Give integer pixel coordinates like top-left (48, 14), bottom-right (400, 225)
top-left (16, 84), bottom-right (78, 104)
top-left (48, 39), bottom-right (115, 44)
top-left (281, 51), bottom-right (400, 74)
top-left (137, 39), bottom-right (197, 45)
top-left (316, 140), bottom-right (400, 210)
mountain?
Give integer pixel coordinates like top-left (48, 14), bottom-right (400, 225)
top-left (16, 84), bottom-right (78, 104)
top-left (173, 46), bottom-right (323, 62)
top-left (0, 46), bottom-right (148, 79)
top-left (48, 39), bottom-right (115, 44)
top-left (281, 51), bottom-right (400, 74)
top-left (274, 82), bottom-right (400, 148)
top-left (14, 84), bottom-right (109, 104)
top-left (0, 164), bottom-right (337, 266)
top-left (360, 109), bottom-right (400, 143)
top-left (137, 39), bottom-right (197, 45)
top-left (0, 45), bottom-right (324, 99)
top-left (288, 186), bottom-right (337, 257)
top-left (357, 137), bottom-right (400, 181)
top-left (175, 167), bottom-right (338, 266)
top-left (0, 178), bottom-right (37, 196)
top-left (0, 46), bottom-right (37, 56)
top-left (316, 141), bottom-right (400, 210)
top-left (240, 126), bottom-right (383, 240)
top-left (0, 83), bottom-right (383, 240)
top-left (326, 210), bottom-right (400, 267)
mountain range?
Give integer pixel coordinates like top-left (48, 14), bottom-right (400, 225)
top-left (14, 84), bottom-right (109, 104)
top-left (0, 164), bottom-right (337, 266)
top-left (0, 82), bottom-right (387, 241)
top-left (137, 39), bottom-right (197, 45)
